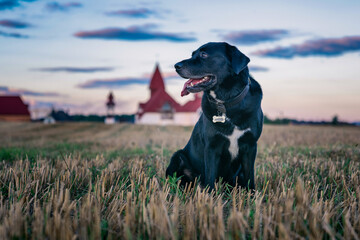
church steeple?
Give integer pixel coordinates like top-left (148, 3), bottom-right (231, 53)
top-left (149, 63), bottom-right (165, 95)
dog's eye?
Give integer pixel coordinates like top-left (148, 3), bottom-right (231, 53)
top-left (200, 52), bottom-right (208, 58)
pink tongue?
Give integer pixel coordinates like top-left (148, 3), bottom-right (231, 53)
top-left (181, 87), bottom-right (189, 97)
top-left (181, 79), bottom-right (192, 96)
top-left (180, 78), bottom-right (202, 97)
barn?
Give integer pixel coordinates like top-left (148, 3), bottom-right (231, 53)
top-left (0, 96), bottom-right (31, 121)
top-left (136, 64), bottom-right (202, 126)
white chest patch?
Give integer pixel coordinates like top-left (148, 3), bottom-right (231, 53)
top-left (225, 127), bottom-right (251, 160)
top-left (210, 91), bottom-right (224, 103)
top-left (210, 90), bottom-right (217, 100)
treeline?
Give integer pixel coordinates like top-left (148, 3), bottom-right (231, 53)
top-left (264, 115), bottom-right (357, 126)
top-left (72, 114), bottom-right (135, 123)
top-left (38, 109), bottom-right (135, 123)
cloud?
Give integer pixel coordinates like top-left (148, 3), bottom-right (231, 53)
top-left (78, 70), bottom-right (184, 89)
top-left (74, 24), bottom-right (196, 42)
top-left (106, 8), bottom-right (157, 18)
top-left (0, 0), bottom-right (18, 10)
top-left (142, 71), bottom-right (178, 79)
top-left (45, 2), bottom-right (82, 12)
top-left (249, 65), bottom-right (269, 72)
top-left (32, 66), bottom-right (115, 73)
top-left (222, 29), bottom-right (290, 45)
top-left (27, 99), bottom-right (54, 108)
top-left (0, 19), bottom-right (32, 28)
top-left (0, 0), bottom-right (39, 11)
top-left (0, 30), bottom-right (28, 38)
top-left (77, 77), bottom-right (149, 89)
top-left (253, 36), bottom-right (360, 59)
top-left (27, 99), bottom-right (81, 109)
top-left (0, 86), bottom-right (62, 97)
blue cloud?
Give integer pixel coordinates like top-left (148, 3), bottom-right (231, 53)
top-left (27, 100), bottom-right (89, 112)
top-left (0, 19), bottom-right (32, 28)
top-left (45, 2), bottom-right (82, 12)
top-left (249, 65), bottom-right (269, 72)
top-left (77, 78), bottom-right (149, 89)
top-left (32, 66), bottom-right (115, 73)
top-left (0, 0), bottom-right (18, 10)
top-left (106, 8), bottom-right (157, 18)
top-left (253, 36), bottom-right (360, 58)
top-left (74, 24), bottom-right (196, 42)
top-left (0, 30), bottom-right (28, 38)
top-left (222, 29), bottom-right (290, 45)
top-left (77, 71), bottom-right (184, 89)
top-left (0, 86), bottom-right (61, 97)
top-left (0, 0), bottom-right (38, 11)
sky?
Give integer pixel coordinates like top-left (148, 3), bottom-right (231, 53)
top-left (0, 0), bottom-right (360, 122)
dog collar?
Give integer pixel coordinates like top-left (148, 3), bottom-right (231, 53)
top-left (207, 77), bottom-right (251, 123)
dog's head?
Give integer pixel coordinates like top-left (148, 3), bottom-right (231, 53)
top-left (175, 42), bottom-right (250, 96)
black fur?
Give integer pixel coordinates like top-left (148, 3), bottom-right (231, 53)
top-left (167, 42), bottom-right (263, 190)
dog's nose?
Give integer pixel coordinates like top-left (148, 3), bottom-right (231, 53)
top-left (174, 62), bottom-right (183, 70)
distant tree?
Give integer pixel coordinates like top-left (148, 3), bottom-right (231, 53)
top-left (50, 109), bottom-right (72, 121)
top-left (331, 115), bottom-right (339, 125)
top-left (263, 115), bottom-right (271, 124)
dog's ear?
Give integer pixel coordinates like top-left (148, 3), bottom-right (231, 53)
top-left (226, 43), bottom-right (250, 75)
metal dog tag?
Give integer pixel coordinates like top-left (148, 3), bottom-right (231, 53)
top-left (212, 114), bottom-right (226, 123)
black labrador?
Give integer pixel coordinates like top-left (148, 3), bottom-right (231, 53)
top-left (166, 42), bottom-right (263, 190)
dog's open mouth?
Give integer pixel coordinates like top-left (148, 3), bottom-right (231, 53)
top-left (181, 75), bottom-right (215, 96)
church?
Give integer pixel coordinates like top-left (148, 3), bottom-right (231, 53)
top-left (136, 64), bottom-right (202, 126)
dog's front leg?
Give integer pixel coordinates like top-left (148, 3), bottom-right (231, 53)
top-left (203, 140), bottom-right (224, 190)
top-left (236, 144), bottom-right (257, 190)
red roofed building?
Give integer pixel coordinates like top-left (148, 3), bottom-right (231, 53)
top-left (0, 96), bottom-right (31, 121)
top-left (136, 64), bottom-right (202, 126)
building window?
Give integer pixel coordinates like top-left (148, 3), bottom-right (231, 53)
top-left (161, 102), bottom-right (174, 119)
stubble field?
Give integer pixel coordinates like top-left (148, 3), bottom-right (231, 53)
top-left (0, 122), bottom-right (359, 239)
